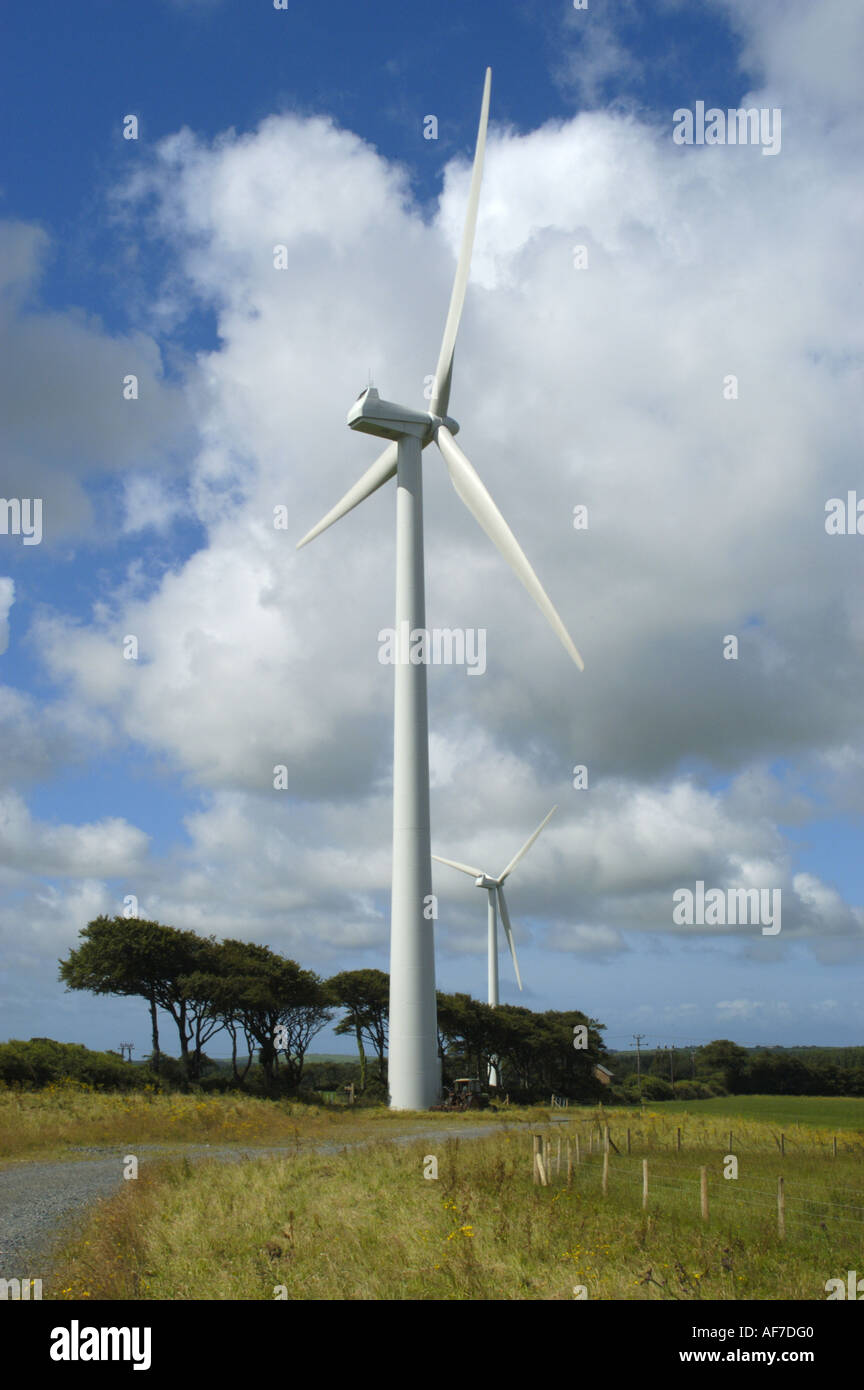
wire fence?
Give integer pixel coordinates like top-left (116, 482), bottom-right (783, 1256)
top-left (558, 1114), bottom-right (864, 1159)
top-left (528, 1123), bottom-right (864, 1240)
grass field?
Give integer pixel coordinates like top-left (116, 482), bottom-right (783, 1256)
top-left (657, 1095), bottom-right (864, 1133)
top-left (27, 1096), bottom-right (864, 1301)
top-left (0, 1081), bottom-right (544, 1164)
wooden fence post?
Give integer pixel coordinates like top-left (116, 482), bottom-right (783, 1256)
top-left (781, 1133), bottom-right (785, 1157)
top-left (575, 1133), bottom-right (581, 1165)
top-left (604, 1125), bottom-right (610, 1155)
top-left (700, 1167), bottom-right (709, 1222)
top-left (626, 1127), bottom-right (631, 1155)
top-left (602, 1146), bottom-right (609, 1196)
top-left (532, 1133), bottom-right (541, 1185)
top-left (676, 1127), bottom-right (681, 1152)
top-left (777, 1176), bottom-right (785, 1239)
top-left (566, 1140), bottom-right (573, 1186)
top-left (642, 1159), bottom-right (648, 1210)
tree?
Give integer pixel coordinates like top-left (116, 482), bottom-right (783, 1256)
top-left (58, 916), bottom-right (174, 1073)
top-left (59, 916), bottom-right (225, 1081)
top-left (437, 993), bottom-right (499, 1082)
top-left (327, 969), bottom-right (389, 1090)
top-left (538, 1009), bottom-right (607, 1098)
top-left (487, 1004), bottom-right (538, 1090)
top-left (694, 1039), bottom-right (749, 1092)
top-left (186, 940), bottom-right (332, 1092)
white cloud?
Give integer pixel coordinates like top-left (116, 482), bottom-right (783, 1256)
top-left (4, 0), bottom-right (864, 1001)
top-left (555, 0), bottom-right (645, 107)
top-left (0, 221), bottom-right (192, 545)
top-left (544, 922), bottom-right (628, 957)
top-left (716, 0), bottom-right (864, 119)
top-left (121, 474), bottom-right (187, 534)
top-left (0, 791), bottom-right (148, 878)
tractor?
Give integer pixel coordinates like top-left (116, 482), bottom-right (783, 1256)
top-left (434, 1077), bottom-right (492, 1111)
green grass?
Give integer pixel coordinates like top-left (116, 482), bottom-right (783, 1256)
top-left (0, 1080), bottom-right (547, 1163)
top-left (10, 1087), bottom-right (864, 1301)
top-left (655, 1095), bottom-right (864, 1133)
top-left (44, 1105), bottom-right (864, 1301)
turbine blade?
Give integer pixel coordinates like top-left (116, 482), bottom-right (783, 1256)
top-left (436, 426), bottom-right (585, 669)
top-left (497, 806), bottom-right (557, 883)
top-left (432, 853), bottom-right (485, 879)
top-left (429, 68), bottom-right (491, 419)
top-left (296, 442), bottom-right (398, 549)
top-left (496, 887), bottom-right (523, 991)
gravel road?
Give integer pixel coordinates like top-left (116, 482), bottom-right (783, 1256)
top-left (0, 1119), bottom-right (564, 1281)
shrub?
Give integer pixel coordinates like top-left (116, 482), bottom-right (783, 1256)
top-left (639, 1075), bottom-right (674, 1100)
top-left (0, 1038), bottom-right (150, 1091)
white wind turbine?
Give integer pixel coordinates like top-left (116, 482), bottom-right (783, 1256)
top-left (433, 807), bottom-right (556, 1086)
top-left (297, 69), bottom-right (583, 1111)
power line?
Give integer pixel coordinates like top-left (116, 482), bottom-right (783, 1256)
top-left (632, 1034), bottom-right (645, 1099)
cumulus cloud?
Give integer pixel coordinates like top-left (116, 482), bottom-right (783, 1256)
top-left (554, 0), bottom-right (645, 107)
top-left (0, 791), bottom-right (149, 878)
top-left (716, 0), bottom-right (864, 119)
top-left (3, 0), bottom-right (864, 1014)
top-left (0, 220), bottom-right (193, 545)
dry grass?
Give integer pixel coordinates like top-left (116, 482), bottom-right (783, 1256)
top-left (45, 1109), bottom-right (864, 1301)
top-left (0, 1080), bottom-right (547, 1163)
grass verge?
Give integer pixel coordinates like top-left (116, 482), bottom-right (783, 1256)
top-left (46, 1112), bottom-right (864, 1301)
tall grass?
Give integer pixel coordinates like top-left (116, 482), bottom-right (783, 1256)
top-left (658, 1095), bottom-right (864, 1133)
top-left (46, 1111), bottom-right (864, 1301)
top-left (0, 1081), bottom-right (545, 1162)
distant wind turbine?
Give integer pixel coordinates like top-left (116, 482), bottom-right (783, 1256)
top-left (297, 70), bottom-right (583, 1111)
top-left (434, 807), bottom-right (556, 1086)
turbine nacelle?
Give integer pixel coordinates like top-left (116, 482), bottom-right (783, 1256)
top-left (347, 387), bottom-right (459, 443)
top-left (475, 874), bottom-right (498, 890)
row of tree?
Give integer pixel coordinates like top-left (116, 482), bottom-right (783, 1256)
top-left (607, 1039), bottom-right (864, 1099)
top-left (58, 917), bottom-right (388, 1089)
top-left (57, 916), bottom-right (608, 1099)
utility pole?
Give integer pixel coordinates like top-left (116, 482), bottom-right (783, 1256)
top-left (633, 1034), bottom-right (645, 1100)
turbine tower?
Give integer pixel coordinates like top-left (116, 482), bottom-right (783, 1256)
top-left (434, 806), bottom-right (556, 1086)
top-left (297, 70), bottom-right (583, 1110)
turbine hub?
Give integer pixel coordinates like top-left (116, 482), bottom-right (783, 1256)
top-left (430, 413), bottom-right (460, 438)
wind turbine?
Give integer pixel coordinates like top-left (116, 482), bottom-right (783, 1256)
top-left (297, 69), bottom-right (584, 1111)
top-left (433, 807), bottom-right (556, 1086)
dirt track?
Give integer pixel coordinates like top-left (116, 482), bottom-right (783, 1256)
top-left (0, 1118), bottom-right (565, 1281)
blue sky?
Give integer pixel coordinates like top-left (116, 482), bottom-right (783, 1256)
top-left (1, 0), bottom-right (863, 1060)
